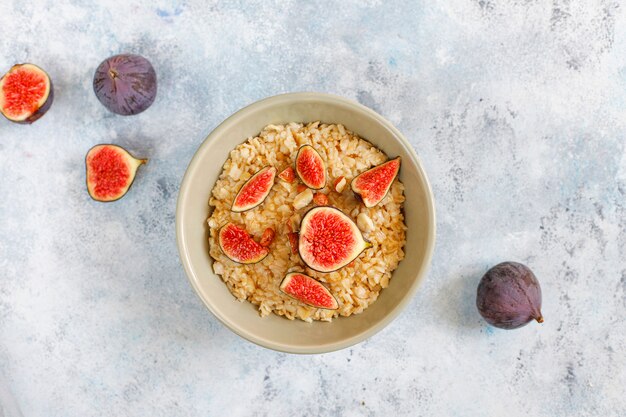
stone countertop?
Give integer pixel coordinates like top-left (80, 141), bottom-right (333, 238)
top-left (0, 1), bottom-right (624, 416)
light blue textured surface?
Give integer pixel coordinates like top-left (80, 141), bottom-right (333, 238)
top-left (1, 1), bottom-right (625, 416)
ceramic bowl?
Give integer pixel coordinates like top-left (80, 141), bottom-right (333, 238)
top-left (176, 92), bottom-right (435, 353)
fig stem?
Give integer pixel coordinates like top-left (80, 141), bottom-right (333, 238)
top-left (109, 69), bottom-right (118, 79)
top-left (536, 315), bottom-right (544, 323)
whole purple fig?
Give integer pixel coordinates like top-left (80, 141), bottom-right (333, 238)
top-left (93, 54), bottom-right (157, 115)
top-left (476, 262), bottom-right (543, 329)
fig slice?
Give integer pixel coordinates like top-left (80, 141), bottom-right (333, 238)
top-left (0, 63), bottom-right (53, 124)
top-left (277, 166), bottom-right (296, 183)
top-left (231, 166), bottom-right (276, 212)
top-left (477, 262), bottom-right (543, 330)
top-left (280, 272), bottom-right (339, 310)
top-left (218, 223), bottom-right (269, 264)
top-left (351, 157), bottom-right (401, 208)
top-left (295, 145), bottom-right (326, 189)
top-left (85, 144), bottom-right (147, 202)
top-left (299, 206), bottom-right (371, 273)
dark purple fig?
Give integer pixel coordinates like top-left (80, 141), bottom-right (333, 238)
top-left (476, 262), bottom-right (543, 330)
top-left (0, 63), bottom-right (53, 124)
top-left (93, 54), bottom-right (157, 115)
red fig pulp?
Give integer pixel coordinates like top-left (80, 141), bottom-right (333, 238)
top-left (280, 272), bottom-right (338, 310)
top-left (218, 223), bottom-right (269, 264)
top-left (93, 54), bottom-right (157, 115)
top-left (476, 262), bottom-right (543, 329)
top-left (351, 157), bottom-right (401, 208)
top-left (86, 144), bottom-right (147, 202)
top-left (231, 166), bottom-right (276, 212)
top-left (278, 166), bottom-right (296, 183)
top-left (299, 206), bottom-right (371, 272)
top-left (295, 145), bottom-right (326, 189)
top-left (0, 64), bottom-right (53, 124)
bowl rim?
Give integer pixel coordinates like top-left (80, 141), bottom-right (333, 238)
top-left (176, 92), bottom-right (436, 354)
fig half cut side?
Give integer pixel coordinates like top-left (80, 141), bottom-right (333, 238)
top-left (280, 272), bottom-right (339, 310)
top-left (218, 222), bottom-right (269, 264)
top-left (351, 157), bottom-right (401, 208)
top-left (298, 206), bottom-right (371, 273)
top-left (0, 63), bottom-right (53, 124)
top-left (86, 144), bottom-right (147, 202)
top-left (295, 144), bottom-right (326, 189)
top-left (231, 166), bottom-right (276, 212)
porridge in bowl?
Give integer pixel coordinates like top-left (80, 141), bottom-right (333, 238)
top-left (207, 122), bottom-right (406, 322)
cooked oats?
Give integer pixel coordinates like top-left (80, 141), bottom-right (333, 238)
top-left (207, 122), bottom-right (407, 322)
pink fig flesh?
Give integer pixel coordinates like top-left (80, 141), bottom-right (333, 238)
top-left (86, 144), bottom-right (147, 202)
top-left (299, 206), bottom-right (371, 272)
top-left (351, 157), bottom-right (401, 208)
top-left (218, 223), bottom-right (269, 264)
top-left (295, 145), bottom-right (326, 189)
top-left (231, 166), bottom-right (276, 212)
top-left (0, 63), bottom-right (53, 124)
top-left (280, 272), bottom-right (338, 310)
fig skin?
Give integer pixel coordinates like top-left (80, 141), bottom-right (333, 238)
top-left (93, 54), bottom-right (157, 116)
top-left (0, 64), bottom-right (54, 124)
top-left (476, 261), bottom-right (543, 330)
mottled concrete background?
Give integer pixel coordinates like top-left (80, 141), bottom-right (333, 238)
top-left (0, 1), bottom-right (624, 416)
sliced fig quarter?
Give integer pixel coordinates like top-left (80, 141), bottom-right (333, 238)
top-left (0, 63), bottom-right (53, 124)
top-left (86, 144), bottom-right (147, 202)
top-left (231, 166), bottom-right (276, 212)
top-left (277, 166), bottom-right (296, 183)
top-left (299, 206), bottom-right (372, 273)
top-left (295, 144), bottom-right (326, 189)
top-left (280, 272), bottom-right (339, 310)
top-left (351, 157), bottom-right (401, 208)
top-left (218, 223), bottom-right (269, 264)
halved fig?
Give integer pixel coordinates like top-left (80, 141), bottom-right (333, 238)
top-left (280, 272), bottom-right (339, 310)
top-left (86, 144), bottom-right (147, 202)
top-left (299, 206), bottom-right (371, 272)
top-left (0, 64), bottom-right (53, 124)
top-left (351, 157), bottom-right (401, 208)
top-left (231, 166), bottom-right (276, 212)
top-left (218, 222), bottom-right (269, 264)
top-left (295, 145), bottom-right (326, 189)
top-left (278, 166), bottom-right (296, 183)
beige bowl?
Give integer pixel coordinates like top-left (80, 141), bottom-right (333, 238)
top-left (176, 92), bottom-right (436, 353)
